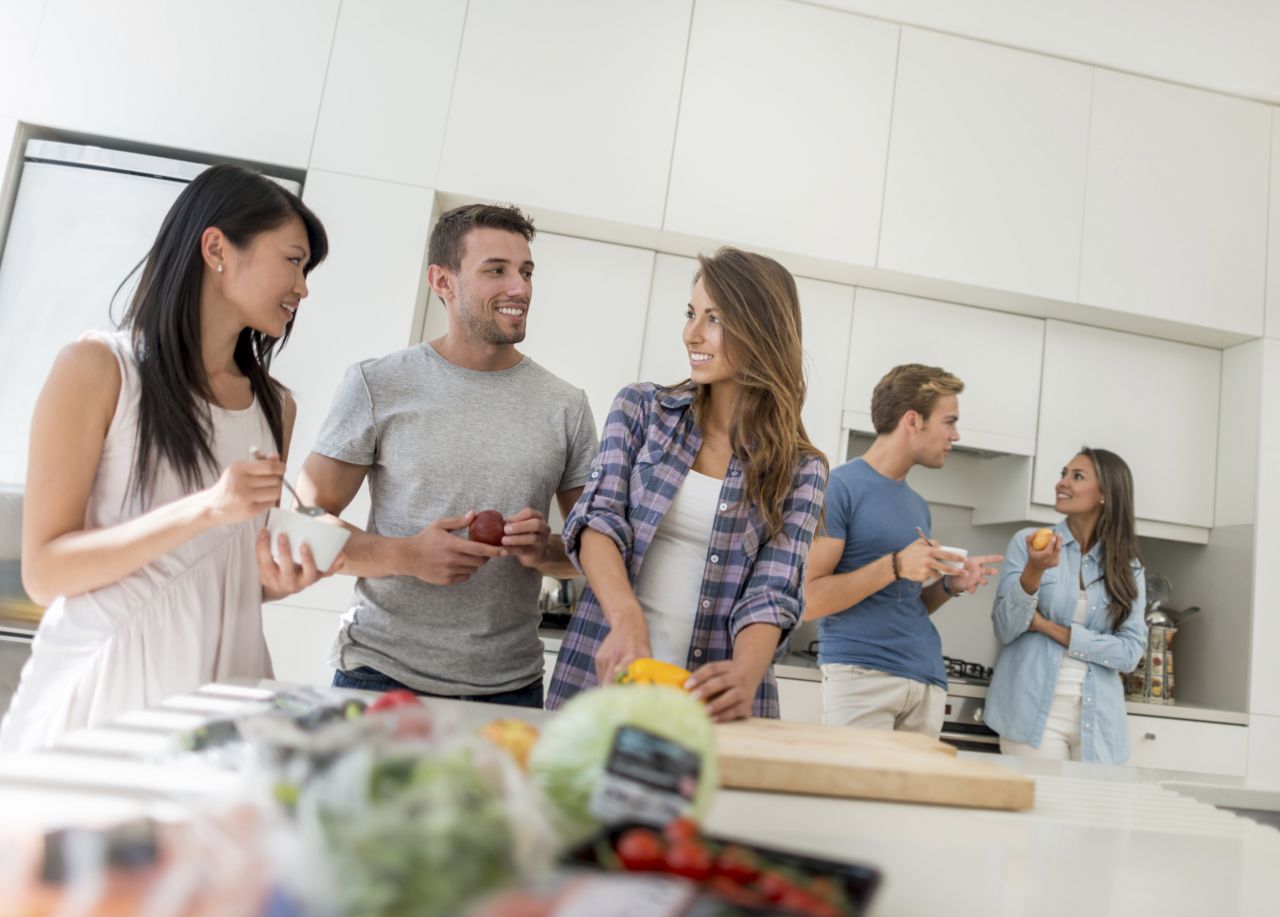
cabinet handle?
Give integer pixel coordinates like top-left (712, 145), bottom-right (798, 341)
top-left (1143, 732), bottom-right (1156, 740)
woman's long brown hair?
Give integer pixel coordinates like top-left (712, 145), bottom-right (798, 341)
top-left (681, 247), bottom-right (827, 539)
top-left (1080, 446), bottom-right (1141, 631)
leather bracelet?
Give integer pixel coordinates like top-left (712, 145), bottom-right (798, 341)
top-left (890, 551), bottom-right (901, 581)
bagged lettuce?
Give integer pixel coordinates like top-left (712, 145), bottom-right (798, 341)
top-left (529, 685), bottom-right (717, 845)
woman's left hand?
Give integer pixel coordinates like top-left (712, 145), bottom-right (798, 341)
top-left (257, 529), bottom-right (345, 601)
top-left (684, 660), bottom-right (762, 723)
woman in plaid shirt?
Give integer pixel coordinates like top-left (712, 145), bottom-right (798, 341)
top-left (546, 248), bottom-right (828, 720)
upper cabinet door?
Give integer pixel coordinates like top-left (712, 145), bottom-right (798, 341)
top-left (309, 0), bottom-right (467, 188)
top-left (0, 0), bottom-right (42, 116)
top-left (1079, 71), bottom-right (1270, 337)
top-left (878, 30), bottom-right (1091, 302)
top-left (639, 255), bottom-right (854, 463)
top-left (22, 0), bottom-right (340, 167)
top-left (663, 0), bottom-right (897, 265)
top-left (843, 290), bottom-right (1044, 456)
top-left (1034, 321), bottom-right (1221, 529)
top-left (438, 0), bottom-right (691, 229)
top-left (518, 233), bottom-right (655, 436)
top-left (1267, 109), bottom-right (1280, 338)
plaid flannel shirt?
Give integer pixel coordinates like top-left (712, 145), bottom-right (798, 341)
top-left (545, 382), bottom-right (828, 717)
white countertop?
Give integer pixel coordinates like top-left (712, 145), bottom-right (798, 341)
top-left (6, 680), bottom-right (1276, 916)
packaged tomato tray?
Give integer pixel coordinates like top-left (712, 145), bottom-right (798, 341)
top-left (563, 819), bottom-right (881, 917)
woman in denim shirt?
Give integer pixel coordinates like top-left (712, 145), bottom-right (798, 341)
top-left (546, 248), bottom-right (828, 722)
top-left (986, 447), bottom-right (1146, 763)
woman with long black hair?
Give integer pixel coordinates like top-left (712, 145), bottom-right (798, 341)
top-left (0, 164), bottom-right (335, 753)
top-left (986, 447), bottom-right (1147, 763)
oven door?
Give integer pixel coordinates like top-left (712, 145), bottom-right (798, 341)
top-left (941, 693), bottom-right (1000, 753)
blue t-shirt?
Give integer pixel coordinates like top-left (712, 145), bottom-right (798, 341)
top-left (816, 458), bottom-right (946, 689)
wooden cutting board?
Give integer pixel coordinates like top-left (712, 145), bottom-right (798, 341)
top-left (714, 719), bottom-right (1035, 811)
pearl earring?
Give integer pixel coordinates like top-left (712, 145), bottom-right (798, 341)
top-left (216, 264), bottom-right (223, 273)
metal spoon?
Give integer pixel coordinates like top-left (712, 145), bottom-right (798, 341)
top-left (250, 448), bottom-right (325, 517)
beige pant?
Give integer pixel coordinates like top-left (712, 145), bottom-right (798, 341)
top-left (820, 663), bottom-right (946, 738)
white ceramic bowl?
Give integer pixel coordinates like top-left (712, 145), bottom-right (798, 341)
top-left (924, 545), bottom-right (967, 587)
top-left (265, 508), bottom-right (350, 573)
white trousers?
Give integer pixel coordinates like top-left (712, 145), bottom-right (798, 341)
top-left (820, 664), bottom-right (946, 738)
top-left (999, 692), bottom-right (1083, 761)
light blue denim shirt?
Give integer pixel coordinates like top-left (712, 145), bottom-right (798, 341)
top-left (985, 522), bottom-right (1146, 764)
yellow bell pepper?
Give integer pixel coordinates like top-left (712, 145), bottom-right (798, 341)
top-left (616, 657), bottom-right (692, 689)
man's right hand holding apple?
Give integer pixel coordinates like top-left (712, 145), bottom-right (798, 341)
top-left (398, 510), bottom-right (506, 586)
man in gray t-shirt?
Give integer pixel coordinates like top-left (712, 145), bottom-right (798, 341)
top-left (298, 204), bottom-right (597, 706)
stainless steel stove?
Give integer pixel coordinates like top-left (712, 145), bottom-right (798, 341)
top-left (941, 656), bottom-right (1000, 752)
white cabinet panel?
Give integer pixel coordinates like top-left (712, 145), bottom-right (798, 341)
top-left (638, 254), bottom-right (699, 389)
top-left (1267, 110), bottom-right (1280, 339)
top-left (262, 603), bottom-right (342, 687)
top-left (1247, 714), bottom-right (1280, 786)
top-left (639, 255), bottom-right (854, 463)
top-left (519, 233), bottom-right (654, 435)
top-left (1034, 321), bottom-right (1220, 528)
top-left (1079, 71), bottom-right (1270, 336)
top-left (310, 0), bottom-right (466, 187)
top-left (1126, 714), bottom-right (1247, 777)
top-left (879, 29), bottom-right (1091, 302)
top-left (438, 0), bottom-right (690, 228)
top-left (0, 0), bottom-right (43, 116)
top-left (23, 0), bottom-right (340, 167)
top-left (844, 290), bottom-right (1044, 455)
top-left (1251, 340), bottom-right (1280, 717)
top-left (777, 676), bottom-right (823, 725)
top-left (271, 171), bottom-right (435, 614)
top-left (664, 0), bottom-right (896, 264)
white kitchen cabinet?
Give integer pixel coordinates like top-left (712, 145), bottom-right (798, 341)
top-left (664, 0), bottom-right (897, 265)
top-left (262, 604), bottom-right (342, 687)
top-left (1126, 714), bottom-right (1247, 777)
top-left (1079, 70), bottom-right (1270, 336)
top-left (639, 255), bottom-right (854, 463)
top-left (1267, 109), bottom-right (1280, 339)
top-left (1034, 321), bottom-right (1220, 529)
top-left (437, 0), bottom-right (690, 229)
top-left (517, 233), bottom-right (654, 436)
top-left (777, 675), bottom-right (823, 725)
top-left (271, 170), bottom-right (436, 615)
top-left (22, 0), bottom-right (339, 167)
top-left (1250, 340), bottom-right (1280, 718)
top-left (309, 0), bottom-right (466, 188)
top-left (0, 0), bottom-right (42, 116)
top-left (879, 29), bottom-right (1091, 302)
top-left (843, 290), bottom-right (1044, 456)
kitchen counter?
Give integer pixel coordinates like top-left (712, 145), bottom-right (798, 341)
top-left (2, 680), bottom-right (1278, 916)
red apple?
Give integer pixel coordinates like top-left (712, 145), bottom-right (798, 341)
top-left (469, 510), bottom-right (505, 546)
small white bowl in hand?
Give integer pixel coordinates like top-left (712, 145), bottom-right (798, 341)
top-left (265, 508), bottom-right (350, 573)
top-left (924, 545), bottom-right (968, 587)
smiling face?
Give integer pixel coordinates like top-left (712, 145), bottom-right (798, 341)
top-left (448, 227), bottom-right (534, 346)
top-left (909, 394), bottom-right (961, 468)
top-left (684, 277), bottom-right (736, 386)
top-left (217, 214), bottom-right (311, 338)
top-left (1055, 453), bottom-right (1105, 515)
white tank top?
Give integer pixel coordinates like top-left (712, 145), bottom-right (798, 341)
top-left (632, 469), bottom-right (721, 668)
top-left (1053, 592), bottom-right (1090, 696)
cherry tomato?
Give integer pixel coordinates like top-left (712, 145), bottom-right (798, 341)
top-left (756, 869), bottom-right (794, 903)
top-left (664, 841), bottom-right (713, 881)
top-left (663, 816), bottom-right (700, 845)
top-left (714, 844), bottom-right (761, 884)
top-left (615, 828), bottom-right (665, 872)
top-left (366, 688), bottom-right (421, 713)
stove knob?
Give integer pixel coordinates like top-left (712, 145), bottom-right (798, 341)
top-left (973, 706), bottom-right (984, 724)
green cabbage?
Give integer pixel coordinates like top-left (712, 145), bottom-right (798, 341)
top-left (529, 685), bottom-right (717, 844)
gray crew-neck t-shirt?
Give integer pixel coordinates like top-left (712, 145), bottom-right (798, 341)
top-left (314, 343), bottom-right (598, 695)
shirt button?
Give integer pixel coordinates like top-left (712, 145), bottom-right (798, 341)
top-left (590, 470), bottom-right (599, 479)
top-left (710, 554), bottom-right (720, 564)
top-left (702, 599), bottom-right (710, 608)
top-left (719, 502), bottom-right (728, 512)
top-left (693, 649), bottom-right (703, 658)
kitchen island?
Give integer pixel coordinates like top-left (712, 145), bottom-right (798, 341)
top-left (1, 680), bottom-right (1278, 916)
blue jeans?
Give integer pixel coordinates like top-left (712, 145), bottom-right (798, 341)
top-left (332, 665), bottom-right (544, 709)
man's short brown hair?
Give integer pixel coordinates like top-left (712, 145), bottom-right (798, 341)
top-left (870, 364), bottom-right (965, 434)
top-left (427, 203), bottom-right (536, 272)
